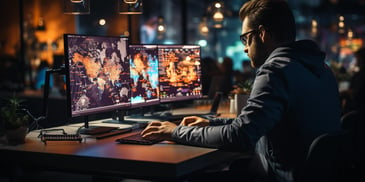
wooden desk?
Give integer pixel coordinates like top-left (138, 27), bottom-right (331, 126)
top-left (0, 105), bottom-right (243, 181)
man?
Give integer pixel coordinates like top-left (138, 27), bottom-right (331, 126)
top-left (141, 0), bottom-right (342, 181)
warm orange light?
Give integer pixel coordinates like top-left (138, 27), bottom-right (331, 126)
top-left (70, 0), bottom-right (83, 3)
top-left (123, 0), bottom-right (138, 3)
top-left (213, 11), bottom-right (224, 22)
top-left (339, 38), bottom-right (363, 51)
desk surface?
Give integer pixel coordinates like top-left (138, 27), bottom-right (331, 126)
top-left (0, 104), bottom-right (243, 180)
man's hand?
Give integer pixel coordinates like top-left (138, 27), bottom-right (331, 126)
top-left (141, 121), bottom-right (177, 141)
top-left (180, 116), bottom-right (210, 127)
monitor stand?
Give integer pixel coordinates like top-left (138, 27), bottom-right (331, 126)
top-left (78, 116), bottom-right (119, 135)
top-left (103, 110), bottom-right (148, 127)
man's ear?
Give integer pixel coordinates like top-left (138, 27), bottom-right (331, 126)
top-left (258, 25), bottom-right (269, 42)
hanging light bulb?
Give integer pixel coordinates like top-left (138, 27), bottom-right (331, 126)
top-left (157, 16), bottom-right (166, 39)
top-left (119, 0), bottom-right (143, 14)
top-left (158, 24), bottom-right (165, 32)
top-left (201, 25), bottom-right (209, 34)
top-left (213, 11), bottom-right (224, 28)
top-left (64, 0), bottom-right (90, 14)
top-left (199, 16), bottom-right (209, 36)
top-left (36, 17), bottom-right (46, 31)
top-left (70, 0), bottom-right (83, 3)
top-left (347, 29), bottom-right (353, 39)
top-left (157, 16), bottom-right (165, 32)
top-left (124, 0), bottom-right (138, 3)
top-left (338, 15), bottom-right (345, 34)
top-left (211, 1), bottom-right (225, 28)
top-left (214, 2), bottom-right (222, 9)
top-left (311, 19), bottom-right (318, 38)
top-left (98, 18), bottom-right (106, 26)
top-left (213, 11), bottom-right (224, 22)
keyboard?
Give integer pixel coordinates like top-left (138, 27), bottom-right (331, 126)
top-left (129, 113), bottom-right (216, 121)
top-left (115, 133), bottom-right (163, 145)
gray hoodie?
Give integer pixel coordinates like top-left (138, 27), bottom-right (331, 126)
top-left (172, 40), bottom-right (342, 181)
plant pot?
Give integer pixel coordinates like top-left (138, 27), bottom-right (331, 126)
top-left (5, 126), bottom-right (28, 145)
top-left (234, 94), bottom-right (249, 116)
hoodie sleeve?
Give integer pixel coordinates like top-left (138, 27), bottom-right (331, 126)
top-left (171, 60), bottom-right (289, 152)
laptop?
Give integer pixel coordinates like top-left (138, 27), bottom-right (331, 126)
top-left (155, 91), bottom-right (223, 121)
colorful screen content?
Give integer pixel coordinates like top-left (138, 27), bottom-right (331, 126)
top-left (158, 45), bottom-right (202, 103)
top-left (64, 34), bottom-right (131, 118)
top-left (129, 45), bottom-right (160, 108)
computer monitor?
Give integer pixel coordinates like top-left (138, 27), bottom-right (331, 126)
top-left (158, 45), bottom-right (202, 103)
top-left (64, 34), bottom-right (131, 133)
top-left (128, 45), bottom-right (160, 108)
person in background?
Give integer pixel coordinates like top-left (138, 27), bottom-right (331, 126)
top-left (200, 57), bottom-right (221, 97)
top-left (234, 59), bottom-right (256, 86)
top-left (217, 56), bottom-right (234, 98)
top-left (35, 60), bottom-right (53, 90)
top-left (340, 47), bottom-right (365, 114)
top-left (141, 0), bottom-right (342, 181)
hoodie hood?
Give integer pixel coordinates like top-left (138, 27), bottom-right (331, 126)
top-left (267, 40), bottom-right (326, 77)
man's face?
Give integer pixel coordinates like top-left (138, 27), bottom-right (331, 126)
top-left (241, 17), bottom-right (268, 68)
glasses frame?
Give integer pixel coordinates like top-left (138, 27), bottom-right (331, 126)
top-left (240, 29), bottom-right (258, 46)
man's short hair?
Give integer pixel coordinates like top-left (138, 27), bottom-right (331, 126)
top-left (239, 0), bottom-right (296, 43)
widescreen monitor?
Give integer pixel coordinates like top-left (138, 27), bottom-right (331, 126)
top-left (128, 45), bottom-right (160, 108)
top-left (158, 45), bottom-right (202, 103)
top-left (64, 34), bottom-right (131, 121)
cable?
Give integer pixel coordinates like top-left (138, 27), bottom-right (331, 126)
top-left (22, 108), bottom-right (45, 131)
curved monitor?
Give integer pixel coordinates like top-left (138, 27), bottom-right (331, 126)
top-left (158, 45), bottom-right (202, 103)
top-left (64, 34), bottom-right (131, 119)
top-left (128, 45), bottom-right (160, 108)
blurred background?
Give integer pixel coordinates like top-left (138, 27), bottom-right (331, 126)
top-left (0, 0), bottom-right (364, 94)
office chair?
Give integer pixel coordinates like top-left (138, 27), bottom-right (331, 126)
top-left (341, 110), bottom-right (361, 131)
top-left (340, 110), bottom-right (365, 179)
top-left (300, 129), bottom-right (363, 182)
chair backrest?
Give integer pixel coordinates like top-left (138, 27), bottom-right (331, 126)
top-left (340, 110), bottom-right (365, 180)
top-left (299, 130), bottom-right (362, 182)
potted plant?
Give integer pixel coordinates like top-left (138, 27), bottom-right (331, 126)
top-left (231, 79), bottom-right (253, 115)
top-left (0, 94), bottom-right (29, 145)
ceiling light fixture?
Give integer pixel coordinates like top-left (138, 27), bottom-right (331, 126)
top-left (64, 0), bottom-right (90, 15)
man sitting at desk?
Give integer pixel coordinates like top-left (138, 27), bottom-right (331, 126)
top-left (141, 0), bottom-right (341, 182)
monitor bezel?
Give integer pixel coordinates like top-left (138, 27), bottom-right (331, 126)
top-left (128, 44), bottom-right (160, 108)
top-left (157, 44), bottom-right (202, 103)
top-left (63, 33), bottom-right (131, 120)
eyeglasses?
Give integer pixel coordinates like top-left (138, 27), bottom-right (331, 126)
top-left (240, 30), bottom-right (258, 46)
